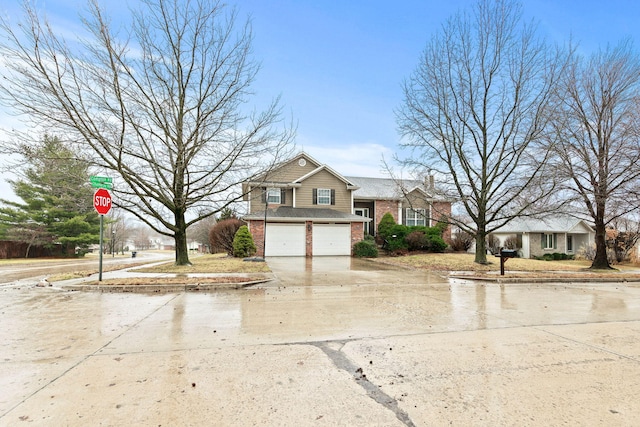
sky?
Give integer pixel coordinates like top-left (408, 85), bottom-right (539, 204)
top-left (1, 0), bottom-right (640, 201)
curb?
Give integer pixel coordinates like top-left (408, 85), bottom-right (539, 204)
top-left (60, 279), bottom-right (273, 293)
top-left (449, 275), bottom-right (640, 284)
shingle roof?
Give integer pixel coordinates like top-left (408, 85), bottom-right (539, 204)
top-left (344, 176), bottom-right (427, 199)
top-left (243, 206), bottom-right (371, 222)
top-left (494, 215), bottom-right (594, 233)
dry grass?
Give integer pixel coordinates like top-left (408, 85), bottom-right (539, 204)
top-left (372, 252), bottom-right (640, 275)
top-left (136, 253), bottom-right (271, 274)
top-left (373, 253), bottom-right (581, 271)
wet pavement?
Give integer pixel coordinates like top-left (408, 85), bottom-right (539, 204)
top-left (1, 257), bottom-right (640, 425)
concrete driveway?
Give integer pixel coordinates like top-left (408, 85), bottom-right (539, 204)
top-left (1, 257), bottom-right (640, 426)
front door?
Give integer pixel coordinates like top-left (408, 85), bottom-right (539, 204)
top-left (354, 208), bottom-right (370, 235)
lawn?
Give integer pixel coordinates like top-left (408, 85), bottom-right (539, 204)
top-left (372, 252), bottom-right (640, 278)
top-left (136, 253), bottom-right (271, 274)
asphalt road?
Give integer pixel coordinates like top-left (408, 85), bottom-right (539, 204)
top-left (1, 257), bottom-right (639, 426)
top-left (0, 251), bottom-right (173, 283)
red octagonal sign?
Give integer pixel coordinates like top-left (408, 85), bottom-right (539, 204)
top-left (94, 188), bottom-right (112, 215)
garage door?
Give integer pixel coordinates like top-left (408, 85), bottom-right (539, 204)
top-left (312, 224), bottom-right (351, 256)
top-left (265, 223), bottom-right (305, 256)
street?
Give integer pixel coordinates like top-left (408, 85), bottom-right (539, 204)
top-left (1, 257), bottom-right (639, 425)
top-left (0, 251), bottom-right (173, 283)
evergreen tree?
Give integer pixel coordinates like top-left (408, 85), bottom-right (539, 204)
top-left (233, 225), bottom-right (256, 258)
top-left (0, 135), bottom-right (100, 257)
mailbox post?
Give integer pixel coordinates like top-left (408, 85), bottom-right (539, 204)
top-left (499, 248), bottom-right (517, 275)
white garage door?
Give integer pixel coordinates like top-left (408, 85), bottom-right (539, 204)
top-left (265, 223), bottom-right (306, 256)
top-left (313, 224), bottom-right (351, 256)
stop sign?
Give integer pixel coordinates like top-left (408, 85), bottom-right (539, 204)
top-left (93, 188), bottom-right (112, 215)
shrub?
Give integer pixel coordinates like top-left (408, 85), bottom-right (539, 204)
top-left (427, 234), bottom-right (447, 253)
top-left (486, 234), bottom-right (500, 255)
top-left (377, 213), bottom-right (396, 240)
top-left (232, 225), bottom-right (256, 258)
top-left (503, 235), bottom-right (521, 250)
top-left (385, 224), bottom-right (410, 252)
top-left (353, 240), bottom-right (378, 258)
top-left (406, 230), bottom-right (428, 251)
top-left (209, 218), bottom-right (244, 255)
top-left (450, 231), bottom-right (474, 252)
top-left (434, 216), bottom-right (449, 235)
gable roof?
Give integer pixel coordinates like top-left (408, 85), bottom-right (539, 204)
top-left (494, 215), bottom-right (595, 234)
top-left (295, 164), bottom-right (358, 188)
top-left (245, 151), bottom-right (358, 188)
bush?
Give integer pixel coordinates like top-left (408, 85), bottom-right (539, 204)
top-left (377, 213), bottom-right (396, 240)
top-left (209, 218), bottom-right (244, 255)
top-left (427, 234), bottom-right (447, 253)
top-left (450, 231), bottom-right (474, 251)
top-left (353, 240), bottom-right (378, 258)
top-left (232, 225), bottom-right (256, 258)
top-left (503, 235), bottom-right (521, 250)
top-left (486, 234), bottom-right (500, 255)
top-left (539, 252), bottom-right (574, 261)
top-left (381, 224), bottom-right (447, 254)
top-left (384, 224), bottom-right (410, 252)
top-left (406, 230), bottom-right (428, 251)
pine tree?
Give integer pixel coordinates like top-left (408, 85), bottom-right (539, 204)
top-left (0, 136), bottom-right (100, 257)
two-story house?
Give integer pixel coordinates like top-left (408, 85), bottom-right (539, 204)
top-left (243, 152), bottom-right (451, 256)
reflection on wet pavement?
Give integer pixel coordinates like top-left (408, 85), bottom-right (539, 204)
top-left (2, 260), bottom-right (640, 425)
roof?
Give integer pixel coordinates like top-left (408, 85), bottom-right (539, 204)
top-left (344, 176), bottom-right (429, 200)
top-left (494, 215), bottom-right (595, 234)
top-left (243, 206), bottom-right (371, 223)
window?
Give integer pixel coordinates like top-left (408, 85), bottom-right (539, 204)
top-left (543, 233), bottom-right (555, 249)
top-left (317, 188), bottom-right (331, 205)
top-left (266, 188), bottom-right (281, 204)
top-left (567, 235), bottom-right (573, 252)
top-left (406, 208), bottom-right (426, 226)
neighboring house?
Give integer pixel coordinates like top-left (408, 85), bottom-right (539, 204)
top-left (491, 215), bottom-right (595, 259)
top-left (242, 152), bottom-right (451, 257)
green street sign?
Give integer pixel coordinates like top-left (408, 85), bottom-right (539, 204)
top-left (90, 176), bottom-right (113, 190)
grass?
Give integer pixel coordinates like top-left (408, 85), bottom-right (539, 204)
top-left (136, 253), bottom-right (271, 274)
top-left (372, 252), bottom-right (640, 278)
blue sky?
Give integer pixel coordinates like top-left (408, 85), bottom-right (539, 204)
top-left (1, 0), bottom-right (640, 200)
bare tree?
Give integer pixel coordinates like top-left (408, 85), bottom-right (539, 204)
top-left (548, 41), bottom-right (640, 269)
top-left (0, 0), bottom-right (294, 265)
top-left (188, 215), bottom-right (217, 252)
top-left (396, 0), bottom-right (567, 263)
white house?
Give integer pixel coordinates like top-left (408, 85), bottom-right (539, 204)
top-left (492, 215), bottom-right (595, 259)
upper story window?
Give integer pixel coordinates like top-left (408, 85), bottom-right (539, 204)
top-left (317, 188), bottom-right (331, 205)
top-left (267, 187), bottom-right (281, 204)
top-left (406, 208), bottom-right (426, 226)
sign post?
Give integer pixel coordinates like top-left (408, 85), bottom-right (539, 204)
top-left (94, 188), bottom-right (112, 281)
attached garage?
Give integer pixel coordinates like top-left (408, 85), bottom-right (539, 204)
top-left (312, 223), bottom-right (351, 256)
top-left (246, 207), bottom-right (368, 257)
top-left (265, 223), bottom-right (305, 256)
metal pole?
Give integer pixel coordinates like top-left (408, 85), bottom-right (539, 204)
top-left (263, 193), bottom-right (268, 258)
top-left (99, 214), bottom-right (104, 281)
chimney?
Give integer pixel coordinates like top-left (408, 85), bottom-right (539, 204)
top-left (425, 174), bottom-right (435, 192)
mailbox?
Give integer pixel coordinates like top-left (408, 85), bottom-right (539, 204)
top-left (498, 248), bottom-right (518, 276)
top-left (500, 249), bottom-right (517, 258)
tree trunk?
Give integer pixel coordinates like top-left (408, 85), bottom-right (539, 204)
top-left (591, 217), bottom-right (611, 270)
top-left (174, 210), bottom-right (191, 266)
top-left (474, 231), bottom-right (488, 264)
